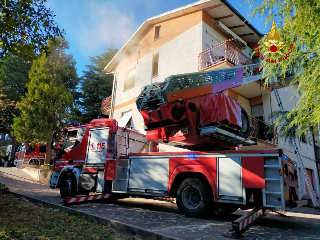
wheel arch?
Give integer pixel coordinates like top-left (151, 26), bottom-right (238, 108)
top-left (169, 166), bottom-right (216, 200)
top-left (56, 166), bottom-right (82, 190)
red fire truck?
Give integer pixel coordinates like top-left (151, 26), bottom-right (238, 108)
top-left (50, 64), bottom-right (307, 236)
top-left (15, 144), bottom-right (46, 165)
top-left (50, 118), bottom-right (303, 217)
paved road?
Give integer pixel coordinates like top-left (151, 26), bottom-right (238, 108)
top-left (1, 167), bottom-right (320, 240)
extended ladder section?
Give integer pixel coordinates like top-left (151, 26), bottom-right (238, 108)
top-left (200, 126), bottom-right (256, 146)
top-left (273, 89), bottom-right (320, 208)
top-left (136, 63), bottom-right (263, 111)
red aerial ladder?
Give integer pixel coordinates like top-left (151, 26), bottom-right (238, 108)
top-left (136, 63), bottom-right (262, 149)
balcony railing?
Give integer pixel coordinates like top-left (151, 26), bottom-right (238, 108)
top-left (250, 116), bottom-right (278, 145)
top-left (101, 95), bottom-right (112, 114)
top-left (198, 41), bottom-right (253, 71)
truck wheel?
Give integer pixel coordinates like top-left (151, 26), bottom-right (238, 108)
top-left (60, 173), bottom-right (77, 198)
top-left (176, 178), bottom-right (213, 218)
top-left (240, 107), bottom-right (250, 137)
top-left (28, 158), bottom-right (39, 165)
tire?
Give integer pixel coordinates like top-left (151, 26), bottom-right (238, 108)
top-left (239, 107), bottom-right (250, 137)
top-left (176, 178), bottom-right (214, 218)
top-left (28, 159), bottom-right (39, 165)
top-left (60, 173), bottom-right (77, 198)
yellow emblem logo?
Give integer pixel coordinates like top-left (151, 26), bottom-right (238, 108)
top-left (263, 21), bottom-right (285, 55)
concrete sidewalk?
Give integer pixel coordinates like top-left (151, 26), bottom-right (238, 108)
top-left (1, 167), bottom-right (320, 240)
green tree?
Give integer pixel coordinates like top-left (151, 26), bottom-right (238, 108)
top-left (0, 0), bottom-right (62, 59)
top-left (0, 55), bottom-right (31, 161)
top-left (12, 37), bottom-right (77, 163)
top-left (75, 46), bottom-right (117, 124)
top-left (246, 0), bottom-right (320, 136)
top-left (0, 55), bottom-right (31, 134)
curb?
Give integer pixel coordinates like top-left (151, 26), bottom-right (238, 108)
top-left (9, 192), bottom-right (178, 240)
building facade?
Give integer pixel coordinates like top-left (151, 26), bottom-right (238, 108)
top-left (103, 0), bottom-right (319, 199)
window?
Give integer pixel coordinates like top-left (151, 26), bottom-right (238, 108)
top-left (154, 26), bottom-right (161, 40)
top-left (123, 68), bottom-right (136, 91)
top-left (64, 130), bottom-right (78, 151)
top-left (152, 53), bottom-right (159, 77)
top-left (294, 170), bottom-right (298, 180)
top-left (284, 163), bottom-right (289, 177)
top-left (26, 145), bottom-right (35, 155)
top-left (39, 146), bottom-right (47, 153)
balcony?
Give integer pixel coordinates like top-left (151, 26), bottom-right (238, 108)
top-left (249, 116), bottom-right (278, 146)
top-left (198, 41), bottom-right (253, 71)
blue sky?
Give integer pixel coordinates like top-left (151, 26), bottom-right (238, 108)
top-left (47, 0), bottom-right (269, 76)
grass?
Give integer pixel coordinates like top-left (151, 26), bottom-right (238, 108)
top-left (0, 183), bottom-right (133, 240)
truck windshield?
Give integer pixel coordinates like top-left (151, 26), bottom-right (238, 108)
top-left (62, 128), bottom-right (85, 152)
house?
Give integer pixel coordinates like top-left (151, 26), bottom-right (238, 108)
top-left (103, 0), bottom-right (320, 199)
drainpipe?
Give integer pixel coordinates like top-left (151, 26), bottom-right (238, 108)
top-left (105, 72), bottom-right (116, 119)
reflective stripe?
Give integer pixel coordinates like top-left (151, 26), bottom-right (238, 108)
top-left (65, 194), bottom-right (110, 204)
top-left (56, 160), bottom-right (85, 164)
top-left (239, 211), bottom-right (261, 230)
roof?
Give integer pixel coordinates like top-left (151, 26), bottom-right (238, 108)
top-left (101, 95), bottom-right (112, 114)
top-left (104, 0), bottom-right (262, 72)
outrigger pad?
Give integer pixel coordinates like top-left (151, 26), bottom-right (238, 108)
top-left (222, 208), bottom-right (268, 239)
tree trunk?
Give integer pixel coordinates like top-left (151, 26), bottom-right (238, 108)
top-left (45, 138), bottom-right (52, 164)
top-left (9, 135), bottom-right (18, 164)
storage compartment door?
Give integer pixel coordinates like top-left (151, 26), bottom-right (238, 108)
top-left (128, 157), bottom-right (169, 194)
top-left (86, 127), bottom-right (109, 166)
top-left (218, 157), bottom-right (242, 200)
